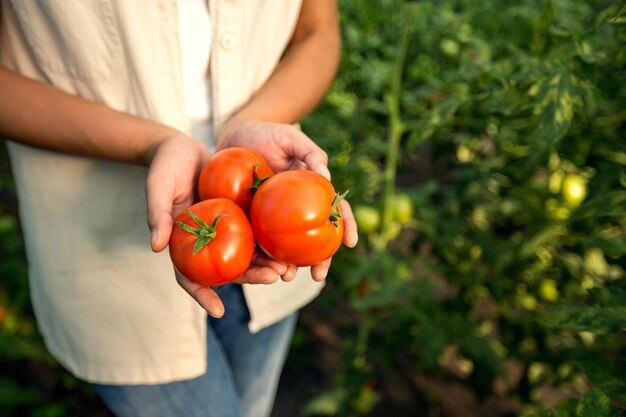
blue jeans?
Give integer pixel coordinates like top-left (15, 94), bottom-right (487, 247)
top-left (93, 284), bottom-right (297, 417)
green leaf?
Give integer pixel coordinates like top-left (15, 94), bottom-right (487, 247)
top-left (571, 191), bottom-right (626, 221)
top-left (576, 388), bottom-right (615, 417)
top-left (575, 359), bottom-right (626, 403)
top-left (524, 69), bottom-right (577, 169)
top-left (526, 398), bottom-right (579, 417)
top-left (539, 305), bottom-right (626, 334)
top-left (518, 225), bottom-right (566, 259)
top-left (588, 282), bottom-right (626, 307)
top-left (580, 236), bottom-right (626, 258)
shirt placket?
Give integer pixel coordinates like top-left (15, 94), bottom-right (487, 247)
top-left (210, 0), bottom-right (244, 132)
top-left (156, 0), bottom-right (189, 131)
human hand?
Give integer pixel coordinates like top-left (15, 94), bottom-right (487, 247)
top-left (218, 119), bottom-right (331, 179)
top-left (145, 135), bottom-right (210, 251)
top-left (144, 135), bottom-right (233, 318)
top-left (218, 119), bottom-right (358, 281)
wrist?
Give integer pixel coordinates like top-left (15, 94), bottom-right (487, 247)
top-left (141, 130), bottom-right (192, 166)
top-left (217, 116), bottom-right (254, 149)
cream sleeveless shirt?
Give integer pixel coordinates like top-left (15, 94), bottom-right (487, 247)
top-left (0, 0), bottom-right (323, 384)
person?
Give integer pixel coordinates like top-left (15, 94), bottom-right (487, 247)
top-left (0, 1), bottom-right (357, 416)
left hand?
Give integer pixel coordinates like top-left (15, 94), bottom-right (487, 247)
top-left (217, 119), bottom-right (358, 282)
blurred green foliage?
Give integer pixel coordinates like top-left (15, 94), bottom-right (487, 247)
top-left (303, 0), bottom-right (626, 415)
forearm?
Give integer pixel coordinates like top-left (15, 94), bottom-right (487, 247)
top-left (0, 66), bottom-right (183, 165)
top-left (222, 0), bottom-right (340, 133)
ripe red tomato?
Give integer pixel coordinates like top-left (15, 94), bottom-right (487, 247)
top-left (250, 170), bottom-right (346, 266)
top-left (197, 147), bottom-right (274, 214)
top-left (169, 198), bottom-right (254, 286)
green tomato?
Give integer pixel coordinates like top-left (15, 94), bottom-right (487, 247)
top-left (354, 205), bottom-right (381, 234)
top-left (456, 23), bottom-right (473, 43)
top-left (382, 220), bottom-right (402, 241)
top-left (539, 279), bottom-right (559, 302)
top-left (546, 198), bottom-right (571, 221)
top-left (520, 294), bottom-right (538, 311)
top-left (391, 194), bottom-right (413, 225)
top-left (451, 82), bottom-right (470, 98)
top-left (440, 39), bottom-right (460, 56)
top-left (561, 173), bottom-right (587, 206)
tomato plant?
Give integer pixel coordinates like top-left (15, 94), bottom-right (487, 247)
top-left (197, 147), bottom-right (273, 214)
top-left (250, 170), bottom-right (347, 266)
top-left (169, 198), bottom-right (254, 286)
top-left (302, 0), bottom-right (626, 415)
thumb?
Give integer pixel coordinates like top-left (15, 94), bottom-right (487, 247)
top-left (149, 210), bottom-right (174, 253)
top-left (146, 174), bottom-right (175, 253)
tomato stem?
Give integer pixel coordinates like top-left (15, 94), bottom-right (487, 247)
top-left (175, 209), bottom-right (226, 254)
top-left (330, 190), bottom-right (349, 227)
top-left (247, 163), bottom-right (270, 194)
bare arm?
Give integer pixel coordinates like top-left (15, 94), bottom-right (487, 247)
top-left (0, 65), bottom-right (210, 249)
top-left (0, 66), bottom-right (223, 315)
top-left (0, 66), bottom-right (193, 165)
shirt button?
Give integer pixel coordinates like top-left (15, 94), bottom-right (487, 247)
top-left (220, 34), bottom-right (236, 50)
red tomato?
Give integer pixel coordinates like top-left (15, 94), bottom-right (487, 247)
top-left (197, 147), bottom-right (273, 214)
top-left (169, 198), bottom-right (254, 286)
top-left (250, 170), bottom-right (346, 266)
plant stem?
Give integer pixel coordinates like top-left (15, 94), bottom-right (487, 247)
top-left (378, 4), bottom-right (415, 250)
top-left (355, 5), bottom-right (417, 375)
top-left (354, 317), bottom-right (371, 369)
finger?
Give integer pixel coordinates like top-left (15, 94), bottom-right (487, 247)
top-left (176, 272), bottom-right (225, 318)
top-left (146, 165), bottom-right (176, 253)
top-left (340, 200), bottom-right (359, 248)
top-left (281, 264), bottom-right (299, 282)
top-left (288, 130), bottom-right (330, 180)
top-left (252, 250), bottom-right (289, 276)
top-left (310, 258), bottom-right (332, 282)
top-left (287, 159), bottom-right (308, 171)
top-left (147, 205), bottom-right (174, 253)
top-left (239, 267), bottom-right (281, 285)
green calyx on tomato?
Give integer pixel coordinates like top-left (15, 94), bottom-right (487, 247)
top-left (170, 198), bottom-right (255, 286)
top-left (176, 210), bottom-right (226, 254)
top-left (330, 190), bottom-right (349, 227)
top-left (247, 163), bottom-right (271, 194)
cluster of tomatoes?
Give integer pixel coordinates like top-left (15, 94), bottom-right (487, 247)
top-left (168, 147), bottom-right (347, 286)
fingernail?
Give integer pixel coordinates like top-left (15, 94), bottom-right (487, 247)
top-left (209, 304), bottom-right (225, 318)
top-left (314, 268), bottom-right (328, 281)
top-left (350, 231), bottom-right (359, 247)
top-left (150, 229), bottom-right (158, 250)
top-left (319, 164), bottom-right (331, 181)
